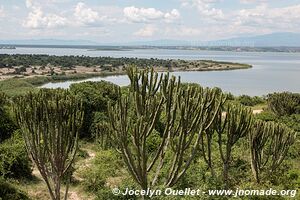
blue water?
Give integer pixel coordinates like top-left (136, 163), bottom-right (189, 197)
top-left (1, 47), bottom-right (299, 96)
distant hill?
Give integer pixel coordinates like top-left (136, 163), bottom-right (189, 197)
top-left (1, 32), bottom-right (299, 47)
top-left (124, 39), bottom-right (191, 46)
top-left (207, 32), bottom-right (300, 47)
top-left (131, 33), bottom-right (300, 47)
top-left (0, 39), bottom-right (99, 46)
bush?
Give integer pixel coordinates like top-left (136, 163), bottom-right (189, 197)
top-left (0, 178), bottom-right (29, 200)
top-left (70, 81), bottom-right (119, 138)
top-left (0, 132), bottom-right (32, 179)
top-left (0, 93), bottom-right (17, 142)
top-left (95, 177), bottom-right (138, 200)
top-left (81, 150), bottom-right (123, 192)
top-left (278, 114), bottom-right (300, 132)
top-left (237, 95), bottom-right (265, 106)
top-left (267, 92), bottom-right (300, 116)
top-left (255, 111), bottom-right (277, 122)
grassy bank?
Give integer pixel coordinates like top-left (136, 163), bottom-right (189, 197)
top-left (0, 72), bottom-right (126, 96)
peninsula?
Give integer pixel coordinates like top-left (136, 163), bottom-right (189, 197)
top-left (0, 54), bottom-right (251, 81)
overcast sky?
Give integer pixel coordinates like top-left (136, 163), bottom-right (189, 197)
top-left (0, 0), bottom-right (299, 42)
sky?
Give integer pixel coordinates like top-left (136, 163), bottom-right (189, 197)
top-left (0, 0), bottom-right (299, 43)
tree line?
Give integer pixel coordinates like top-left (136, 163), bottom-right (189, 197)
top-left (0, 54), bottom-right (177, 69)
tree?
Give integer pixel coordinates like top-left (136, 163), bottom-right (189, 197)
top-left (216, 104), bottom-right (252, 187)
top-left (108, 67), bottom-right (225, 191)
top-left (249, 120), bottom-right (296, 183)
top-left (14, 89), bottom-right (84, 200)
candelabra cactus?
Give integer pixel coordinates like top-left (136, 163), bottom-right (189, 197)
top-left (200, 88), bottom-right (227, 177)
top-left (14, 89), bottom-right (84, 200)
top-left (108, 66), bottom-right (226, 190)
top-left (216, 104), bottom-right (253, 187)
top-left (267, 92), bottom-right (300, 116)
top-left (249, 120), bottom-right (296, 183)
top-left (165, 86), bottom-right (226, 187)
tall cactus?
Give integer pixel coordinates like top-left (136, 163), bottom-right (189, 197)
top-left (216, 104), bottom-right (252, 187)
top-left (108, 67), bottom-right (177, 190)
top-left (249, 120), bottom-right (296, 183)
top-left (165, 86), bottom-right (226, 186)
top-left (200, 88), bottom-right (226, 177)
top-left (14, 89), bottom-right (84, 200)
top-left (108, 66), bottom-right (225, 190)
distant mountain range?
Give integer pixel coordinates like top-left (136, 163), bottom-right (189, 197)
top-left (209, 32), bottom-right (300, 47)
top-left (0, 39), bottom-right (97, 46)
top-left (1, 32), bottom-right (300, 47)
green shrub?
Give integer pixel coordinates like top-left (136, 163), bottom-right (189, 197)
top-left (95, 177), bottom-right (138, 200)
top-left (0, 93), bottom-right (17, 142)
top-left (0, 132), bottom-right (32, 179)
top-left (238, 95), bottom-right (265, 106)
top-left (255, 111), bottom-right (277, 122)
top-left (0, 78), bottom-right (36, 96)
top-left (267, 92), bottom-right (300, 116)
top-left (70, 81), bottom-right (119, 138)
top-left (279, 114), bottom-right (300, 132)
top-left (81, 150), bottom-right (123, 192)
top-left (0, 178), bottom-right (29, 200)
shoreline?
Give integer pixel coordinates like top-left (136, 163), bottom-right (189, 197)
top-left (0, 57), bottom-right (252, 96)
top-left (0, 59), bottom-right (252, 85)
top-left (0, 64), bottom-right (251, 86)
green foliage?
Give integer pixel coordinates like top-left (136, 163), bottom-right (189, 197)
top-left (109, 67), bottom-right (226, 190)
top-left (249, 120), bottom-right (296, 183)
top-left (0, 93), bottom-right (17, 141)
top-left (95, 177), bottom-right (138, 200)
top-left (279, 114), bottom-right (300, 132)
top-left (0, 54), bottom-right (175, 69)
top-left (0, 178), bottom-right (30, 200)
top-left (267, 92), bottom-right (300, 116)
top-left (14, 89), bottom-right (84, 200)
top-left (216, 104), bottom-right (253, 187)
top-left (70, 81), bottom-right (119, 138)
top-left (237, 95), bottom-right (265, 106)
top-left (255, 111), bottom-right (277, 122)
top-left (81, 150), bottom-right (123, 193)
top-left (0, 131), bottom-right (32, 179)
top-left (0, 78), bottom-right (37, 96)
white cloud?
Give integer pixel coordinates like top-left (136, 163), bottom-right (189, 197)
top-left (164, 9), bottom-right (180, 23)
top-left (75, 2), bottom-right (99, 24)
top-left (124, 6), bottom-right (164, 23)
top-left (0, 6), bottom-right (5, 18)
top-left (181, 0), bottom-right (224, 20)
top-left (23, 5), bottom-right (67, 29)
top-left (134, 25), bottom-right (157, 37)
top-left (124, 6), bottom-right (180, 23)
top-left (74, 2), bottom-right (118, 26)
top-left (240, 0), bottom-right (268, 4)
top-left (26, 0), bottom-right (34, 8)
top-left (235, 4), bottom-right (300, 30)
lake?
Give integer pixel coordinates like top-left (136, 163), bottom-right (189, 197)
top-left (1, 47), bottom-right (300, 96)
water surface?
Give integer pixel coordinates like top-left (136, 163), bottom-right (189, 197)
top-left (1, 47), bottom-right (299, 96)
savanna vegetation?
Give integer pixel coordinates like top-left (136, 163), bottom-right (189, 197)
top-left (0, 66), bottom-right (299, 200)
top-left (0, 54), bottom-right (250, 70)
